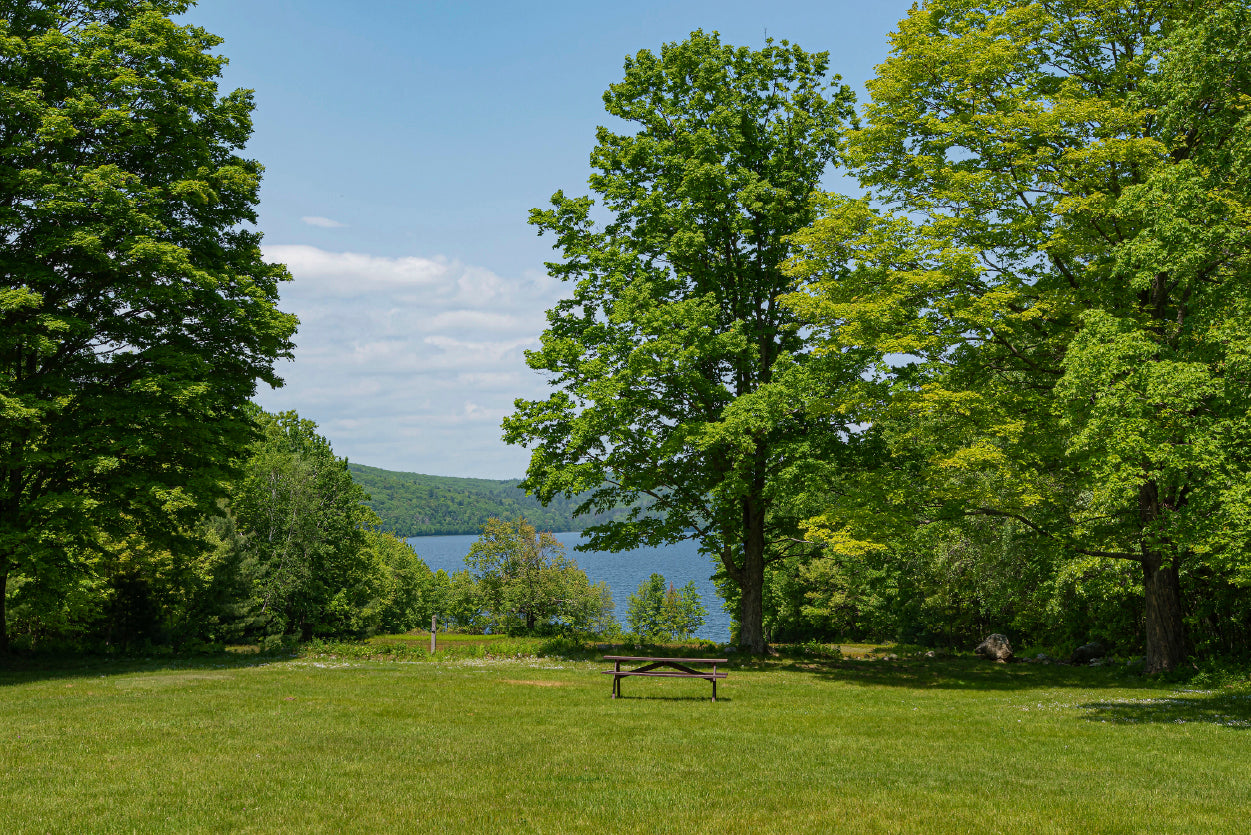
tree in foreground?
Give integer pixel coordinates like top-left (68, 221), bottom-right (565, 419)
top-left (626, 573), bottom-right (706, 642)
top-left (231, 410), bottom-right (378, 640)
top-left (786, 0), bottom-right (1251, 671)
top-left (0, 1), bottom-right (297, 651)
top-left (365, 529), bottom-right (440, 636)
top-left (503, 31), bottom-right (863, 653)
top-left (465, 517), bottom-right (613, 634)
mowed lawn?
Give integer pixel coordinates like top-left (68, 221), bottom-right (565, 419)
top-left (2, 647), bottom-right (1249, 834)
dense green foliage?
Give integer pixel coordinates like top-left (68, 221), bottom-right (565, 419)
top-left (364, 528), bottom-right (443, 635)
top-left (5, 1), bottom-right (1248, 671)
top-left (504, 31), bottom-right (866, 653)
top-left (347, 463), bottom-right (636, 536)
top-left (774, 0), bottom-right (1251, 669)
top-left (233, 411), bottom-right (379, 640)
top-left (3, 409), bottom-right (451, 649)
top-left (626, 573), bottom-right (706, 641)
top-left (0, 0), bottom-right (297, 651)
top-left (465, 516), bottom-right (614, 634)
top-left (499, 3), bottom-right (1250, 666)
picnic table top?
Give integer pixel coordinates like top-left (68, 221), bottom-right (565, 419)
top-left (603, 655), bottom-right (729, 664)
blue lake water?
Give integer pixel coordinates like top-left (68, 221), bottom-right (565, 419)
top-left (406, 532), bottom-right (732, 643)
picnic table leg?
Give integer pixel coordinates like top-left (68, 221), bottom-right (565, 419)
top-left (612, 660), bottom-right (620, 698)
top-left (712, 664), bottom-right (717, 702)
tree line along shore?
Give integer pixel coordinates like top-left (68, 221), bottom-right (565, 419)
top-left (347, 463), bottom-right (636, 537)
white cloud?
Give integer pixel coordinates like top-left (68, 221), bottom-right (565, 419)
top-left (460, 401), bottom-right (505, 423)
top-left (457, 371), bottom-right (524, 388)
top-left (428, 310), bottom-right (522, 332)
top-left (255, 245), bottom-right (568, 478)
top-left (301, 216), bottom-right (347, 228)
top-left (268, 245), bottom-right (447, 293)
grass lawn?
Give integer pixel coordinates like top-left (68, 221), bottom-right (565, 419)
top-left (2, 642), bottom-right (1248, 834)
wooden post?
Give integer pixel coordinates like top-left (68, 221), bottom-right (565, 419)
top-left (430, 615), bottom-right (436, 655)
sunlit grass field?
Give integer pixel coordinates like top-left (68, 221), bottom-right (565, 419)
top-left (2, 640), bottom-right (1249, 834)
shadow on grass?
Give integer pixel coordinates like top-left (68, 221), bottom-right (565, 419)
top-left (1076, 690), bottom-right (1251, 728)
top-left (756, 656), bottom-right (1168, 692)
top-left (572, 644), bottom-right (1159, 693)
top-left (0, 645), bottom-right (1191, 698)
top-left (0, 635), bottom-right (609, 685)
top-left (607, 694), bottom-right (732, 702)
top-left (0, 651), bottom-right (298, 687)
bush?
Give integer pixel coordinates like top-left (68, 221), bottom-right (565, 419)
top-left (626, 574), bottom-right (706, 641)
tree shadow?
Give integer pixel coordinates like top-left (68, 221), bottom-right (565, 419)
top-left (761, 657), bottom-right (1167, 692)
top-left (1075, 690), bottom-right (1251, 728)
top-left (0, 648), bottom-right (1191, 699)
top-left (607, 694), bottom-right (732, 702)
top-left (0, 651), bottom-right (296, 687)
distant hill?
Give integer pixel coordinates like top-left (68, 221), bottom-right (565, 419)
top-left (348, 463), bottom-right (631, 537)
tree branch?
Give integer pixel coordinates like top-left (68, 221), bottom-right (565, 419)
top-left (966, 507), bottom-right (1142, 561)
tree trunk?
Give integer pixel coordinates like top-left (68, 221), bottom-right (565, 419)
top-left (0, 564), bottom-right (8, 655)
top-left (737, 499), bottom-right (768, 654)
top-left (1137, 480), bottom-right (1187, 672)
top-left (738, 557), bottom-right (765, 654)
top-left (1142, 550), bottom-right (1186, 673)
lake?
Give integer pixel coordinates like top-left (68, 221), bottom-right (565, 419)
top-left (406, 532), bottom-right (732, 642)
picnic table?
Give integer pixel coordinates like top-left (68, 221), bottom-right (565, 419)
top-left (602, 655), bottom-right (728, 701)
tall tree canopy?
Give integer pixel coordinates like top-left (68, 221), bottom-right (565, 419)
top-left (503, 31), bottom-right (862, 652)
top-left (786, 0), bottom-right (1251, 671)
top-left (0, 0), bottom-right (297, 651)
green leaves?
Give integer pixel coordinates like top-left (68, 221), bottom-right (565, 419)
top-left (625, 573), bottom-right (706, 642)
top-left (785, 0), bottom-right (1251, 669)
top-left (229, 410), bottom-right (378, 639)
top-left (465, 517), bottom-right (613, 635)
top-left (0, 1), bottom-right (296, 650)
top-left (504, 31), bottom-right (863, 650)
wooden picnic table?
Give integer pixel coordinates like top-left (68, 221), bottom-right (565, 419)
top-left (602, 655), bottom-right (728, 701)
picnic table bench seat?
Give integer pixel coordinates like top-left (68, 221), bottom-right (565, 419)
top-left (602, 655), bottom-right (728, 701)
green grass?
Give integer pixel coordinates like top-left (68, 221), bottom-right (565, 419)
top-left (2, 644), bottom-right (1249, 834)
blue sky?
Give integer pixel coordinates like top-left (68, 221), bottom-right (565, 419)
top-left (183, 0), bottom-right (915, 478)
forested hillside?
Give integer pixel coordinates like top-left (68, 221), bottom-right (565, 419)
top-left (348, 464), bottom-right (631, 536)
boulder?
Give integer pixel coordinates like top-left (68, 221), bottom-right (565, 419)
top-left (1069, 642), bottom-right (1106, 665)
top-left (974, 634), bottom-right (1013, 663)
